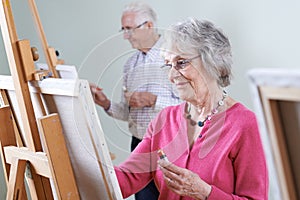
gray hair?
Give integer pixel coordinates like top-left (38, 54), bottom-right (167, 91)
top-left (164, 18), bottom-right (233, 87)
top-left (122, 1), bottom-right (157, 27)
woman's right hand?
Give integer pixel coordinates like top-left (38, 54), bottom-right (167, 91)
top-left (158, 159), bottom-right (211, 200)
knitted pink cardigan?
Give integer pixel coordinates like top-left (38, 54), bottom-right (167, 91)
top-left (115, 103), bottom-right (268, 200)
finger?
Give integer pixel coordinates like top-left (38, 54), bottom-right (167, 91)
top-left (160, 165), bottom-right (180, 183)
top-left (90, 85), bottom-right (97, 92)
top-left (157, 159), bottom-right (170, 167)
top-left (162, 161), bottom-right (184, 175)
top-left (165, 177), bottom-right (182, 193)
top-left (124, 92), bottom-right (131, 104)
top-left (165, 176), bottom-right (171, 185)
top-left (161, 166), bottom-right (191, 188)
top-left (90, 85), bottom-right (102, 93)
top-left (124, 91), bottom-right (133, 99)
top-left (165, 176), bottom-right (193, 197)
top-left (159, 160), bottom-right (182, 175)
top-left (89, 83), bottom-right (96, 88)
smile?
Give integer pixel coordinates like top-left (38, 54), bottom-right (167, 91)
top-left (175, 81), bottom-right (189, 88)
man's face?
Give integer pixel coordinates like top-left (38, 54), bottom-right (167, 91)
top-left (121, 12), bottom-right (148, 50)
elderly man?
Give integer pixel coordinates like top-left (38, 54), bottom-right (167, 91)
top-left (90, 1), bottom-right (180, 199)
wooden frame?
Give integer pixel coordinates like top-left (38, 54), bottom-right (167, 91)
top-left (248, 68), bottom-right (300, 200)
top-left (0, 75), bottom-right (123, 199)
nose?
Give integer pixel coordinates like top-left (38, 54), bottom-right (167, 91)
top-left (123, 32), bottom-right (131, 39)
top-left (168, 66), bottom-right (181, 83)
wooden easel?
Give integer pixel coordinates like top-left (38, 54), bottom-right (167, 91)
top-left (0, 0), bottom-right (79, 199)
top-left (248, 68), bottom-right (300, 200)
top-left (259, 86), bottom-right (299, 200)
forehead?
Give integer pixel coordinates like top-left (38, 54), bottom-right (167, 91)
top-left (121, 12), bottom-right (136, 26)
top-left (161, 45), bottom-right (191, 60)
top-left (161, 43), bottom-right (198, 61)
top-left (161, 43), bottom-right (179, 57)
top-left (162, 52), bottom-right (192, 62)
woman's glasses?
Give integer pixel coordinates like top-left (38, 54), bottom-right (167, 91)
top-left (161, 55), bottom-right (201, 71)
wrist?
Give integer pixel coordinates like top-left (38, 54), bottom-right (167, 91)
top-left (104, 100), bottom-right (111, 111)
top-left (149, 95), bottom-right (157, 107)
top-left (204, 185), bottom-right (212, 200)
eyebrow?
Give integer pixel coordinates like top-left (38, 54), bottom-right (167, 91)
top-left (165, 55), bottom-right (180, 60)
top-left (121, 26), bottom-right (132, 30)
top-left (164, 55), bottom-right (186, 62)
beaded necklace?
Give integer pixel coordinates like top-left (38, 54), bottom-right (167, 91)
top-left (186, 90), bottom-right (227, 127)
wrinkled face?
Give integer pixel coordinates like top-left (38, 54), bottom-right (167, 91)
top-left (163, 51), bottom-right (211, 102)
top-left (121, 12), bottom-right (149, 50)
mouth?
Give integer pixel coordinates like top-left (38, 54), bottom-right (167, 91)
top-left (174, 81), bottom-right (189, 88)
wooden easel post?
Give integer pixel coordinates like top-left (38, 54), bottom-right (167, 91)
top-left (0, 0), bottom-right (53, 197)
top-left (0, 94), bottom-right (28, 200)
top-left (6, 158), bottom-right (27, 200)
top-left (0, 0), bottom-right (79, 199)
top-left (27, 0), bottom-right (62, 78)
top-left (0, 105), bottom-right (17, 184)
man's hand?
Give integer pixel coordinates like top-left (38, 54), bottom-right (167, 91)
top-left (124, 91), bottom-right (157, 108)
top-left (90, 83), bottom-right (111, 110)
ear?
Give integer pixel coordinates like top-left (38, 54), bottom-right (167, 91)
top-left (147, 21), bottom-right (154, 28)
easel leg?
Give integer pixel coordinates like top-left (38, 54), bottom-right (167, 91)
top-left (25, 172), bottom-right (53, 200)
top-left (6, 158), bottom-right (27, 200)
top-left (24, 166), bottom-right (39, 200)
top-left (0, 106), bottom-right (16, 183)
top-left (0, 89), bottom-right (24, 147)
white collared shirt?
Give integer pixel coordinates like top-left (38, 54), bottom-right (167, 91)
top-left (107, 37), bottom-right (181, 139)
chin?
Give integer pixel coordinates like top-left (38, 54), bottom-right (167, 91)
top-left (177, 90), bottom-right (193, 102)
top-left (178, 92), bottom-right (188, 101)
top-left (128, 41), bottom-right (138, 49)
top-left (130, 43), bottom-right (136, 48)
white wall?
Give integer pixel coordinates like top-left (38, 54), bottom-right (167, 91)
top-left (1, 0), bottom-right (300, 199)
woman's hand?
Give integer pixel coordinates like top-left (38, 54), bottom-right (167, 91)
top-left (158, 159), bottom-right (211, 200)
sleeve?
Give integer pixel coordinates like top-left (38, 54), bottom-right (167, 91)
top-left (154, 81), bottom-right (181, 111)
top-left (208, 113), bottom-right (269, 200)
top-left (105, 55), bottom-right (133, 121)
top-left (114, 121), bottom-right (157, 198)
top-left (106, 101), bottom-right (129, 121)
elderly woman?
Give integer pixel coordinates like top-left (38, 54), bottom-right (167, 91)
top-left (115, 18), bottom-right (268, 200)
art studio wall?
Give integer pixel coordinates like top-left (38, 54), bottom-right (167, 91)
top-left (1, 0), bottom-right (300, 199)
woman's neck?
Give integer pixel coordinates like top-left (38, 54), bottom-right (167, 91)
top-left (186, 90), bottom-right (228, 129)
top-left (193, 90), bottom-right (224, 118)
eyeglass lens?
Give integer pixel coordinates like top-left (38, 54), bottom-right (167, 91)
top-left (161, 55), bottom-right (201, 70)
top-left (120, 21), bottom-right (148, 34)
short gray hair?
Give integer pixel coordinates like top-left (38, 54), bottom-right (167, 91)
top-left (122, 1), bottom-right (157, 26)
top-left (163, 18), bottom-right (233, 87)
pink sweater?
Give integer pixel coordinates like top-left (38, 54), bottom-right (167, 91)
top-left (115, 103), bottom-right (269, 199)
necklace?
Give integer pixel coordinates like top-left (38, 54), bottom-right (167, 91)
top-left (186, 90), bottom-right (228, 127)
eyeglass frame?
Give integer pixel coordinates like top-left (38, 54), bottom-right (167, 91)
top-left (161, 55), bottom-right (201, 71)
top-left (119, 21), bottom-right (148, 35)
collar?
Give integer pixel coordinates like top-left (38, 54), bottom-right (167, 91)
top-left (139, 35), bottom-right (162, 62)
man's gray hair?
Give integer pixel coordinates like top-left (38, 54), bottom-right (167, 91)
top-left (123, 1), bottom-right (157, 27)
top-left (164, 18), bottom-right (233, 87)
